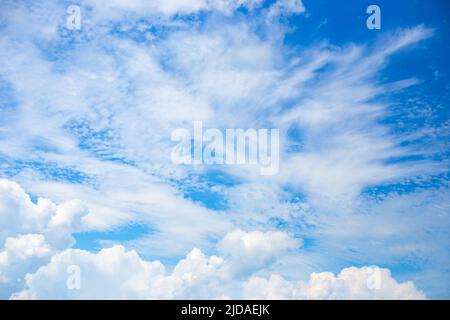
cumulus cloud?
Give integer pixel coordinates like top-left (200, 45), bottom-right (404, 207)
top-left (12, 245), bottom-right (165, 299)
top-left (12, 245), bottom-right (424, 300)
top-left (0, 179), bottom-right (88, 249)
top-left (218, 229), bottom-right (300, 275)
top-left (0, 179), bottom-right (426, 300)
top-left (0, 234), bottom-right (53, 297)
top-left (0, 179), bottom-right (89, 298)
top-left (2, 234), bottom-right (52, 260)
top-left (244, 267), bottom-right (425, 300)
top-left (11, 245), bottom-right (228, 299)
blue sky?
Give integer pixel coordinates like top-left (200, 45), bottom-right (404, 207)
top-left (0, 0), bottom-right (449, 299)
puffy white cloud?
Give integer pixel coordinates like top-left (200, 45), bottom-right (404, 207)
top-left (218, 229), bottom-right (300, 275)
top-left (0, 179), bottom-right (89, 298)
top-left (0, 234), bottom-right (53, 298)
top-left (0, 179), bottom-right (52, 241)
top-left (0, 179), bottom-right (88, 249)
top-left (296, 267), bottom-right (425, 299)
top-left (11, 229), bottom-right (300, 299)
top-left (11, 245), bottom-right (232, 299)
top-left (12, 245), bottom-right (425, 300)
top-left (244, 266), bottom-right (426, 300)
top-left (168, 248), bottom-right (229, 299)
top-left (12, 245), bottom-right (165, 299)
top-left (0, 180), bottom-right (427, 299)
top-left (243, 274), bottom-right (294, 299)
top-left (2, 234), bottom-right (52, 260)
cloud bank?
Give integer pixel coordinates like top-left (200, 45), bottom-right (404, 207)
top-left (0, 179), bottom-right (424, 299)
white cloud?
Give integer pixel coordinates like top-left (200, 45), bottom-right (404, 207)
top-left (0, 179), bottom-right (89, 298)
top-left (12, 245), bottom-right (424, 300)
top-left (0, 180), bottom-right (427, 299)
top-left (87, 0), bottom-right (266, 17)
top-left (276, 25), bottom-right (437, 211)
top-left (3, 234), bottom-right (52, 260)
top-left (12, 245), bottom-right (165, 299)
top-left (267, 0), bottom-right (306, 21)
top-left (296, 267), bottom-right (425, 299)
top-left (218, 229), bottom-right (300, 275)
top-left (0, 179), bottom-right (88, 249)
top-left (244, 266), bottom-right (425, 300)
top-left (0, 234), bottom-right (53, 298)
